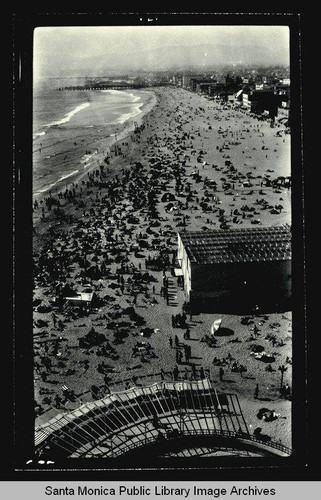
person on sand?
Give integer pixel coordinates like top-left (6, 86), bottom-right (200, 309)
top-left (54, 394), bottom-right (63, 408)
top-left (185, 344), bottom-right (191, 362)
top-left (52, 313), bottom-right (57, 328)
top-left (285, 384), bottom-right (291, 398)
top-left (254, 384), bottom-right (259, 399)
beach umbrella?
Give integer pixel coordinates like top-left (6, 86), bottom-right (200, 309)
top-left (211, 319), bottom-right (222, 335)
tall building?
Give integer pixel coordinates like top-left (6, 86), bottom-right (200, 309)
top-left (182, 74), bottom-right (191, 89)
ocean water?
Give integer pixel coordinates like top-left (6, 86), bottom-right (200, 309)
top-left (33, 79), bottom-right (152, 197)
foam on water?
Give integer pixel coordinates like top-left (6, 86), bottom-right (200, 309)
top-left (33, 131), bottom-right (46, 139)
top-left (45, 102), bottom-right (91, 127)
top-left (33, 85), bottom-right (155, 197)
top-left (117, 102), bottom-right (144, 124)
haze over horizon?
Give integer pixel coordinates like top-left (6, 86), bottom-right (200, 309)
top-left (34, 25), bottom-right (290, 79)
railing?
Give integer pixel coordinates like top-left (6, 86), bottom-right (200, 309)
top-left (35, 372), bottom-right (291, 459)
top-left (36, 368), bottom-right (211, 417)
top-left (109, 428), bottom-right (291, 458)
top-left (243, 434), bottom-right (292, 455)
top-left (67, 410), bottom-right (290, 458)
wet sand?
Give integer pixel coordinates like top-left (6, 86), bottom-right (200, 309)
top-left (33, 86), bottom-right (292, 449)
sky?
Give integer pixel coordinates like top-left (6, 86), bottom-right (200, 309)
top-left (33, 25), bottom-right (290, 79)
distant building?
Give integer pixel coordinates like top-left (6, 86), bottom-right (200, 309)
top-left (208, 82), bottom-right (227, 99)
top-left (242, 89), bottom-right (252, 109)
top-left (242, 89), bottom-right (280, 118)
top-left (182, 74), bottom-right (192, 89)
top-left (177, 225), bottom-right (291, 312)
top-left (255, 90), bottom-right (279, 117)
top-left (195, 81), bottom-right (213, 94)
top-left (235, 89), bottom-right (244, 101)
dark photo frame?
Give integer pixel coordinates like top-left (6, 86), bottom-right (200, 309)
top-left (10, 10), bottom-right (311, 483)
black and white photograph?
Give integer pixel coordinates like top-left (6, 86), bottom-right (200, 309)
top-left (12, 12), bottom-right (308, 479)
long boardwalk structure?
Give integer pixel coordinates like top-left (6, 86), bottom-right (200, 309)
top-left (57, 83), bottom-right (147, 91)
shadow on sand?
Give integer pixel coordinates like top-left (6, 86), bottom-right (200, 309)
top-left (214, 327), bottom-right (234, 337)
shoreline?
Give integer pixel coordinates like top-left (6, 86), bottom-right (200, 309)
top-left (32, 86), bottom-right (292, 450)
top-left (59, 89), bottom-right (158, 195)
top-left (33, 88), bottom-right (158, 201)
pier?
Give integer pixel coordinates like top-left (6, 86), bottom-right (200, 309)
top-left (57, 83), bottom-right (147, 91)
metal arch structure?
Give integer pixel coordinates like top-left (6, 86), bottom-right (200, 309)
top-left (35, 375), bottom-right (291, 460)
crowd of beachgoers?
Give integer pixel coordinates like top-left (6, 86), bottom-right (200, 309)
top-left (33, 86), bottom-right (292, 449)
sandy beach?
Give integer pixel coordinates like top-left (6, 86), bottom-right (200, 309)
top-left (33, 86), bottom-right (292, 450)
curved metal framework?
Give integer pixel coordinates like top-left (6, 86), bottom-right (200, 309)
top-left (35, 377), bottom-right (291, 459)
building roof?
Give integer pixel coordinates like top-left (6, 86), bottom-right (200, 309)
top-left (179, 225), bottom-right (291, 264)
top-left (65, 292), bottom-right (94, 302)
